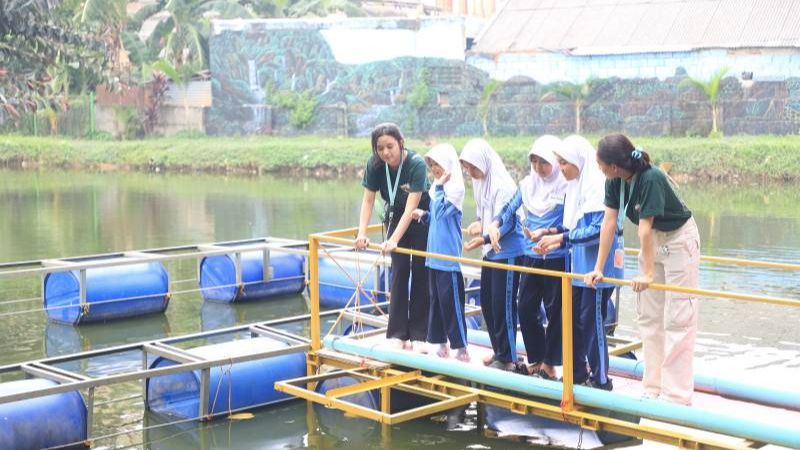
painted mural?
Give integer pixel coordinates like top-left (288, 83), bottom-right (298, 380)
top-left (208, 21), bottom-right (800, 137)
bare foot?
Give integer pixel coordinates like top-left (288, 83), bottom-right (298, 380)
top-left (412, 341), bottom-right (429, 353)
top-left (455, 348), bottom-right (470, 362)
top-left (482, 353), bottom-right (495, 366)
top-left (436, 344), bottom-right (449, 358)
top-left (386, 338), bottom-right (406, 350)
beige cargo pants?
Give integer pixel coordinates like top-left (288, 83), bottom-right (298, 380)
top-left (636, 217), bottom-right (700, 405)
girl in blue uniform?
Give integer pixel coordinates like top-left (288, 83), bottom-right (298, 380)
top-left (412, 144), bottom-right (470, 362)
top-left (488, 135), bottom-right (568, 378)
top-left (460, 138), bottom-right (526, 371)
top-left (535, 135), bottom-right (623, 389)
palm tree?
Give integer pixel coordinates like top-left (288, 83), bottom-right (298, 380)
top-left (478, 79), bottom-right (502, 136)
top-left (540, 79), bottom-right (597, 134)
top-left (127, 0), bottom-right (364, 72)
top-left (130, 0), bottom-right (254, 70)
top-left (678, 67), bottom-right (729, 136)
top-left (77, 0), bottom-right (128, 71)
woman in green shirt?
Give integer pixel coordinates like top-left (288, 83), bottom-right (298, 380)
top-left (355, 123), bottom-right (431, 351)
top-left (585, 133), bottom-right (700, 405)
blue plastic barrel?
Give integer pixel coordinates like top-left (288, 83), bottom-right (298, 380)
top-left (314, 376), bottom-right (380, 446)
top-left (200, 251), bottom-right (305, 303)
top-left (0, 379), bottom-right (87, 450)
top-left (44, 261), bottom-right (169, 325)
top-left (317, 254), bottom-right (388, 309)
top-left (146, 337), bottom-right (306, 419)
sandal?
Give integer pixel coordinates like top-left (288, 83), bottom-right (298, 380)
top-left (526, 362), bottom-right (543, 375)
top-left (536, 369), bottom-right (558, 381)
top-left (513, 362), bottom-right (530, 375)
top-left (488, 360), bottom-right (515, 371)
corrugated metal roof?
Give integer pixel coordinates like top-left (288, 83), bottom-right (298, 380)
top-left (473, 0), bottom-right (800, 54)
top-left (163, 81), bottom-right (212, 108)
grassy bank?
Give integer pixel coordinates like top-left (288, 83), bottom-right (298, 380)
top-left (1, 134), bottom-right (799, 181)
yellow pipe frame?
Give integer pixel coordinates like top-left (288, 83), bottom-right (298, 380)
top-left (300, 225), bottom-right (798, 449)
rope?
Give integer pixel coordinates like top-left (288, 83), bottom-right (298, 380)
top-left (208, 359), bottom-right (235, 419)
top-left (321, 248), bottom-right (385, 341)
top-left (0, 276), bottom-right (286, 319)
top-left (320, 246), bottom-right (386, 316)
top-left (0, 296), bottom-right (42, 305)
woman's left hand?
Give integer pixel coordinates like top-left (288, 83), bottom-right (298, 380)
top-left (631, 274), bottom-right (653, 293)
top-left (380, 240), bottom-right (398, 254)
top-left (534, 234), bottom-right (563, 254)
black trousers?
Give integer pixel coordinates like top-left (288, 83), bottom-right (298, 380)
top-left (480, 256), bottom-right (521, 363)
top-left (386, 229), bottom-right (430, 341)
top-left (518, 256), bottom-right (566, 366)
top-left (427, 269), bottom-right (467, 349)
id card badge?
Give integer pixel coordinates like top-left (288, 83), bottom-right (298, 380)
top-left (613, 237), bottom-right (625, 269)
top-left (549, 193), bottom-right (566, 205)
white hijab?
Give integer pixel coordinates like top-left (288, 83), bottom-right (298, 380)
top-left (520, 135), bottom-right (568, 217)
top-left (554, 135), bottom-right (607, 229)
top-left (460, 139), bottom-right (519, 254)
top-left (425, 143), bottom-right (464, 211)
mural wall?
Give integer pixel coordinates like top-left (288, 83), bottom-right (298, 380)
top-left (208, 19), bottom-right (800, 137)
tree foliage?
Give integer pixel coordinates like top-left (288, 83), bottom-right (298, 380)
top-left (0, 0), bottom-right (106, 119)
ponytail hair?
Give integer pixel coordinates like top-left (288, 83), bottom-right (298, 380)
top-left (370, 122), bottom-right (405, 169)
top-left (597, 133), bottom-right (651, 174)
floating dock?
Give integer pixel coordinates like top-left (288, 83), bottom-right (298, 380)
top-left (0, 227), bottom-right (799, 449)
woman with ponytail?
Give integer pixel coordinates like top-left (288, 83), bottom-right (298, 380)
top-left (586, 133), bottom-right (700, 405)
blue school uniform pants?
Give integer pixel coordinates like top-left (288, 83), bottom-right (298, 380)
top-left (427, 269), bottom-right (467, 349)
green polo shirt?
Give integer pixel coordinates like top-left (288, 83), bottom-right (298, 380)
top-left (604, 166), bottom-right (691, 232)
top-left (362, 149), bottom-right (430, 233)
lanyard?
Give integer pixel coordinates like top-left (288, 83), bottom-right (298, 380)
top-left (618, 174), bottom-right (637, 232)
top-left (385, 153), bottom-right (405, 208)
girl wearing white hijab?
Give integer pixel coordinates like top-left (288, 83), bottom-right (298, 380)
top-left (488, 135), bottom-right (568, 379)
top-left (460, 138), bottom-right (525, 371)
top-left (412, 144), bottom-right (470, 361)
top-left (535, 135), bottom-right (623, 390)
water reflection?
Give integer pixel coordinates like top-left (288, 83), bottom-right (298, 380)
top-left (144, 403), bottom-right (307, 450)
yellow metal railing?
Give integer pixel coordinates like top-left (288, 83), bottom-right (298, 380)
top-left (308, 224), bottom-right (800, 413)
top-left (626, 247), bottom-right (800, 271)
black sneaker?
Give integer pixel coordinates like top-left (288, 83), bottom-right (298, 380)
top-left (589, 378), bottom-right (614, 391)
